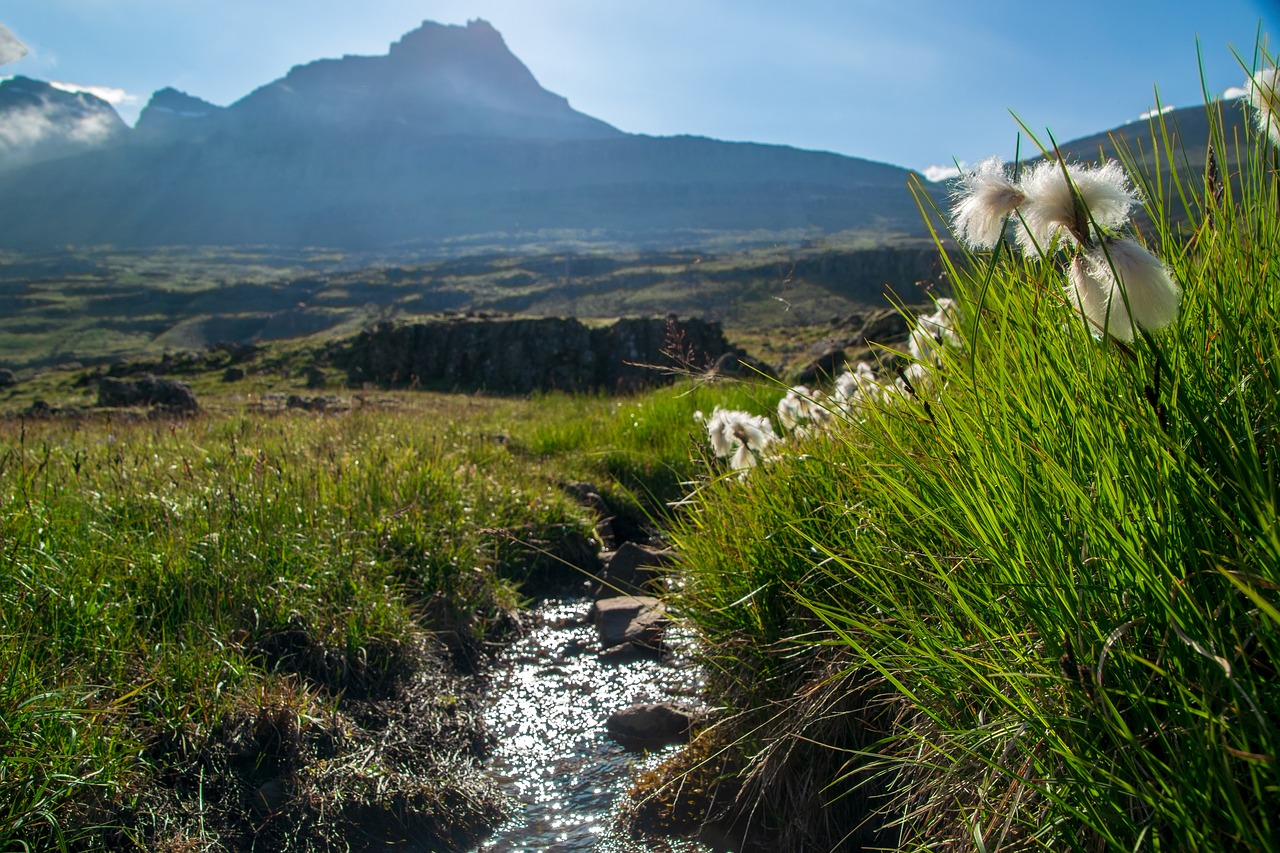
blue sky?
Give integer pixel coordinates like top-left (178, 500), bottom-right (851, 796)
top-left (2, 1), bottom-right (1277, 176)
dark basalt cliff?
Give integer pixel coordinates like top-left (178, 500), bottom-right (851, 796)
top-left (338, 315), bottom-right (734, 393)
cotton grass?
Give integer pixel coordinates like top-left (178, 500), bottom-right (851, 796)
top-left (777, 385), bottom-right (833, 433)
top-left (950, 147), bottom-right (1180, 341)
top-left (699, 301), bottom-right (964, 481)
top-left (671, 80), bottom-right (1280, 850)
top-left (704, 406), bottom-right (779, 473)
top-left (1246, 66), bottom-right (1280, 146)
top-left (1012, 159), bottom-right (1137, 253)
top-left (950, 157), bottom-right (1025, 249)
top-left (1092, 238), bottom-right (1182, 333)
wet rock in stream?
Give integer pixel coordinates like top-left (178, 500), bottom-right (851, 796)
top-left (594, 542), bottom-right (677, 600)
top-left (606, 702), bottom-right (704, 749)
top-left (591, 595), bottom-right (668, 650)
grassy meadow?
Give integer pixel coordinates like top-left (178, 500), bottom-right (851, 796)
top-left (0, 375), bottom-right (779, 850)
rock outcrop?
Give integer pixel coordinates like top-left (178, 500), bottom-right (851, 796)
top-left (339, 315), bottom-right (731, 393)
top-left (96, 374), bottom-right (199, 411)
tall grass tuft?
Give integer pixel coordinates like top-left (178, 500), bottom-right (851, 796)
top-left (669, 83), bottom-right (1280, 848)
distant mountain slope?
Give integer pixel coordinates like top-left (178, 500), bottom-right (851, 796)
top-left (1049, 98), bottom-right (1249, 172)
top-left (0, 130), bottom-right (933, 248)
top-left (0, 76), bottom-right (128, 170)
top-left (0, 19), bottom-right (936, 252)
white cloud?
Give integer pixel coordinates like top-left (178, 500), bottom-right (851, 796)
top-left (50, 80), bottom-right (139, 108)
top-left (923, 163), bottom-right (963, 182)
top-left (1137, 103), bottom-right (1175, 121)
top-left (0, 23), bottom-right (27, 66)
top-left (1222, 86), bottom-right (1247, 100)
top-left (0, 104), bottom-right (62, 148)
top-left (0, 104), bottom-right (120, 150)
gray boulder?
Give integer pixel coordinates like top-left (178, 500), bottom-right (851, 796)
top-left (592, 595), bottom-right (668, 649)
top-left (595, 542), bottom-right (677, 600)
top-left (795, 335), bottom-right (857, 384)
top-left (709, 349), bottom-right (775, 379)
top-left (97, 374), bottom-right (198, 411)
top-left (859, 309), bottom-right (912, 344)
top-left (606, 702), bottom-right (703, 748)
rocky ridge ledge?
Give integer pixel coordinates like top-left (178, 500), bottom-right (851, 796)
top-left (337, 315), bottom-right (754, 393)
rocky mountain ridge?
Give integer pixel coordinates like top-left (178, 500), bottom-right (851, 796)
top-left (220, 19), bottom-right (622, 140)
top-left (0, 19), bottom-right (938, 253)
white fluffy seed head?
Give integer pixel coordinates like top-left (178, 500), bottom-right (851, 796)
top-left (951, 156), bottom-right (1026, 250)
top-left (1072, 161), bottom-right (1138, 227)
top-left (1015, 160), bottom-right (1080, 254)
top-left (777, 393), bottom-right (803, 431)
top-left (907, 327), bottom-right (936, 363)
top-left (887, 361), bottom-right (936, 401)
top-left (1094, 238), bottom-right (1181, 332)
top-left (833, 361), bottom-right (877, 409)
top-left (1248, 67), bottom-right (1280, 146)
top-left (705, 407), bottom-right (735, 457)
top-left (735, 416), bottom-right (777, 453)
top-left (1067, 253), bottom-right (1134, 343)
top-left (908, 298), bottom-right (962, 364)
top-left (777, 385), bottom-right (831, 431)
top-left (729, 443), bottom-right (758, 472)
top-left (1015, 159), bottom-right (1138, 255)
top-left (706, 407), bottom-right (778, 470)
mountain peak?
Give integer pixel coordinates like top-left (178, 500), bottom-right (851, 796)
top-left (0, 27), bottom-right (935, 252)
top-left (228, 18), bottom-right (620, 141)
top-left (382, 18), bottom-right (550, 107)
top-left (389, 18), bottom-right (504, 59)
top-left (135, 87), bottom-right (223, 133)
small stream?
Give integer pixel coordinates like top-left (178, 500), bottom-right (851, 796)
top-left (469, 598), bottom-right (718, 853)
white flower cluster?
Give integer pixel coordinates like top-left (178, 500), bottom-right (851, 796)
top-left (777, 384), bottom-right (831, 433)
top-left (951, 155), bottom-right (1180, 344)
top-left (699, 406), bottom-right (780, 473)
top-left (834, 360), bottom-right (878, 408)
top-left (699, 303), bottom-right (963, 479)
top-left (775, 359), bottom-right (885, 435)
top-left (908, 297), bottom-right (961, 365)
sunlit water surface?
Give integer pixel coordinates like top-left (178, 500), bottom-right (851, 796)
top-left (469, 598), bottom-right (715, 853)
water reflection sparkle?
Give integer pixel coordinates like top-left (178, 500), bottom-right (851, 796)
top-left (469, 598), bottom-right (711, 853)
